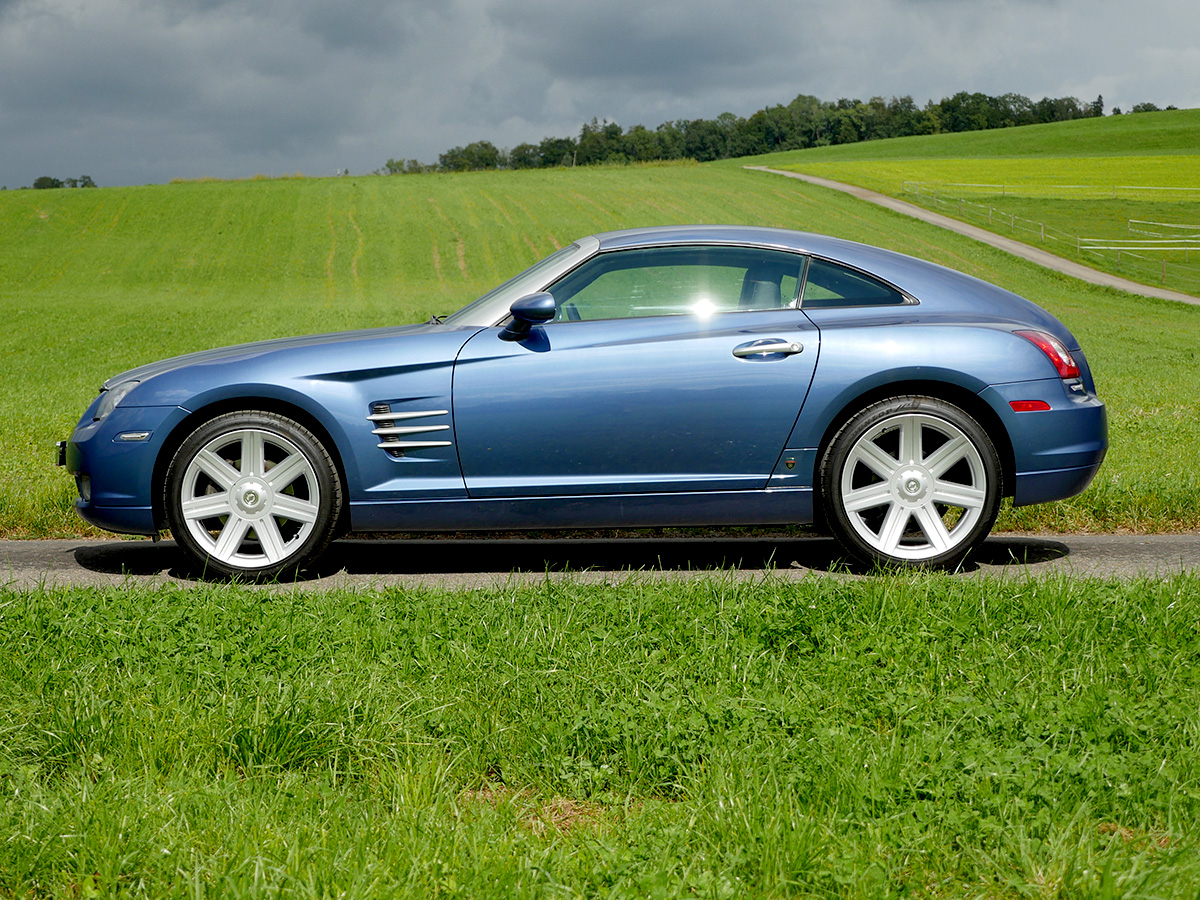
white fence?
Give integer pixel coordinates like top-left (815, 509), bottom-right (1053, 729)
top-left (900, 183), bottom-right (1200, 294)
top-left (902, 182), bottom-right (1200, 202)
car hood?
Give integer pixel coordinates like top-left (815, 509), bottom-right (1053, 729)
top-left (101, 323), bottom-right (438, 390)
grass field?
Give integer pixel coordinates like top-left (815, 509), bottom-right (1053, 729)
top-left (5, 573), bottom-right (1200, 897)
top-left (748, 109), bottom-right (1200, 296)
top-left (4, 158), bottom-right (1200, 537)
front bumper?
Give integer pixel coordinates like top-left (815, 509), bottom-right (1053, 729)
top-left (60, 404), bottom-right (191, 536)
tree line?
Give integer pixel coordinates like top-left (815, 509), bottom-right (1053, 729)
top-left (20, 175), bottom-right (98, 190)
top-left (383, 92), bottom-right (1172, 175)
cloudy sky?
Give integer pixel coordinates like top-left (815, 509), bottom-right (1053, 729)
top-left (1, 0), bottom-right (1196, 188)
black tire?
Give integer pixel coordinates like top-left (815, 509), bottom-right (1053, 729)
top-left (819, 395), bottom-right (1001, 569)
top-left (164, 411), bottom-right (342, 579)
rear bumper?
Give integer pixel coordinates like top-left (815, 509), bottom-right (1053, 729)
top-left (1013, 462), bottom-right (1104, 507)
top-left (980, 380), bottom-right (1107, 507)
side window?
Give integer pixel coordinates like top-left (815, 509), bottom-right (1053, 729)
top-left (801, 258), bottom-right (908, 309)
top-left (546, 246), bottom-right (804, 322)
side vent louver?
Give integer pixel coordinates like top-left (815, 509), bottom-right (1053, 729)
top-left (368, 403), bottom-right (452, 458)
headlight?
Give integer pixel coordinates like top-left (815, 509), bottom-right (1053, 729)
top-left (93, 380), bottom-right (140, 421)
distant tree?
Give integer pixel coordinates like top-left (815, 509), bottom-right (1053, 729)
top-left (438, 140), bottom-right (501, 171)
top-left (436, 147), bottom-right (464, 171)
top-left (537, 135), bottom-right (577, 167)
top-left (33, 176), bottom-right (63, 189)
top-left (1032, 95), bottom-right (1086, 122)
top-left (1089, 95), bottom-right (1105, 117)
top-left (993, 93), bottom-right (1035, 127)
top-left (380, 157), bottom-right (434, 175)
top-left (1131, 102), bottom-right (1161, 113)
top-left (890, 95), bottom-right (938, 135)
top-left (654, 121), bottom-right (686, 159)
top-left (823, 103), bottom-right (859, 145)
top-left (936, 92), bottom-right (995, 132)
top-left (781, 94), bottom-right (830, 147)
top-left (507, 143), bottom-right (540, 169)
top-left (714, 111), bottom-right (753, 157)
top-left (622, 124), bottom-right (661, 162)
top-left (576, 119), bottom-right (626, 165)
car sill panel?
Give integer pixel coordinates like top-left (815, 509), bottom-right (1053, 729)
top-left (348, 487), bottom-right (814, 532)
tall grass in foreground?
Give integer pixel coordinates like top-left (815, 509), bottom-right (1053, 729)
top-left (3, 573), bottom-right (1199, 897)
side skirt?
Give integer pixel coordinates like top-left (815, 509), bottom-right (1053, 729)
top-left (349, 488), bottom-right (813, 532)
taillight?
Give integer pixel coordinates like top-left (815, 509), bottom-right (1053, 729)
top-left (1014, 330), bottom-right (1080, 379)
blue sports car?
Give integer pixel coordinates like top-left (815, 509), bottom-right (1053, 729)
top-left (59, 225), bottom-right (1107, 577)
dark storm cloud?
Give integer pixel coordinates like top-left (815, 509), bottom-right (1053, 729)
top-left (0, 0), bottom-right (1196, 188)
top-left (488, 0), bottom-right (801, 92)
top-left (0, 0), bottom-right (423, 183)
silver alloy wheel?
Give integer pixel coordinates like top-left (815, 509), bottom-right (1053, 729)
top-left (838, 412), bottom-right (989, 562)
top-left (178, 427), bottom-right (322, 570)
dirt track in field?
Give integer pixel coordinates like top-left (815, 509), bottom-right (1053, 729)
top-left (748, 167), bottom-right (1200, 307)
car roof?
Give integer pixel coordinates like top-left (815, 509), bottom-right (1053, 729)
top-left (594, 224), bottom-right (848, 254)
top-left (591, 224), bottom-right (1054, 321)
top-left (590, 224), bottom-right (950, 290)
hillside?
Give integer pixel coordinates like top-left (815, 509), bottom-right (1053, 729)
top-left (3, 156), bottom-right (1200, 536)
top-left (736, 107), bottom-right (1200, 164)
top-left (737, 109), bottom-right (1200, 297)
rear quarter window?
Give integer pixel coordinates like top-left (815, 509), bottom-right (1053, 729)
top-left (801, 258), bottom-right (908, 308)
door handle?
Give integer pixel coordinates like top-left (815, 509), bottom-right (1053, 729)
top-left (732, 338), bottom-right (804, 359)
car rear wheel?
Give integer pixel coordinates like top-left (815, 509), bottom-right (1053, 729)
top-left (165, 411), bottom-right (342, 579)
top-left (820, 396), bottom-right (1001, 569)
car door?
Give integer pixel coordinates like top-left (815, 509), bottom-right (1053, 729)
top-left (451, 244), bottom-right (821, 498)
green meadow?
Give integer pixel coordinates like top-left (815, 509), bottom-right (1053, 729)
top-left (4, 155), bottom-right (1200, 536)
top-left (750, 109), bottom-right (1200, 296)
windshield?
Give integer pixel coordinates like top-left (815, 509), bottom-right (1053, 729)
top-left (442, 241), bottom-right (592, 326)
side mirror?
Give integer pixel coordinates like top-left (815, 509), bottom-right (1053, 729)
top-left (500, 292), bottom-right (556, 341)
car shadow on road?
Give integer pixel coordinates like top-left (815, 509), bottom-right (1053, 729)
top-left (72, 534), bottom-right (1070, 581)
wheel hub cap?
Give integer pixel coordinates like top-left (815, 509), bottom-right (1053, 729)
top-left (895, 467), bottom-right (930, 505)
top-left (233, 477), bottom-right (272, 518)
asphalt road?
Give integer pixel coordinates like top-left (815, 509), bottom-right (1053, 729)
top-left (2, 533), bottom-right (1198, 590)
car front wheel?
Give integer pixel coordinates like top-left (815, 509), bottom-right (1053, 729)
top-left (165, 411), bottom-right (342, 579)
top-left (820, 396), bottom-right (1002, 569)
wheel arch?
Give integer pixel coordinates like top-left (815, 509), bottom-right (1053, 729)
top-left (813, 379), bottom-right (1016, 502)
top-left (151, 395), bottom-right (351, 532)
